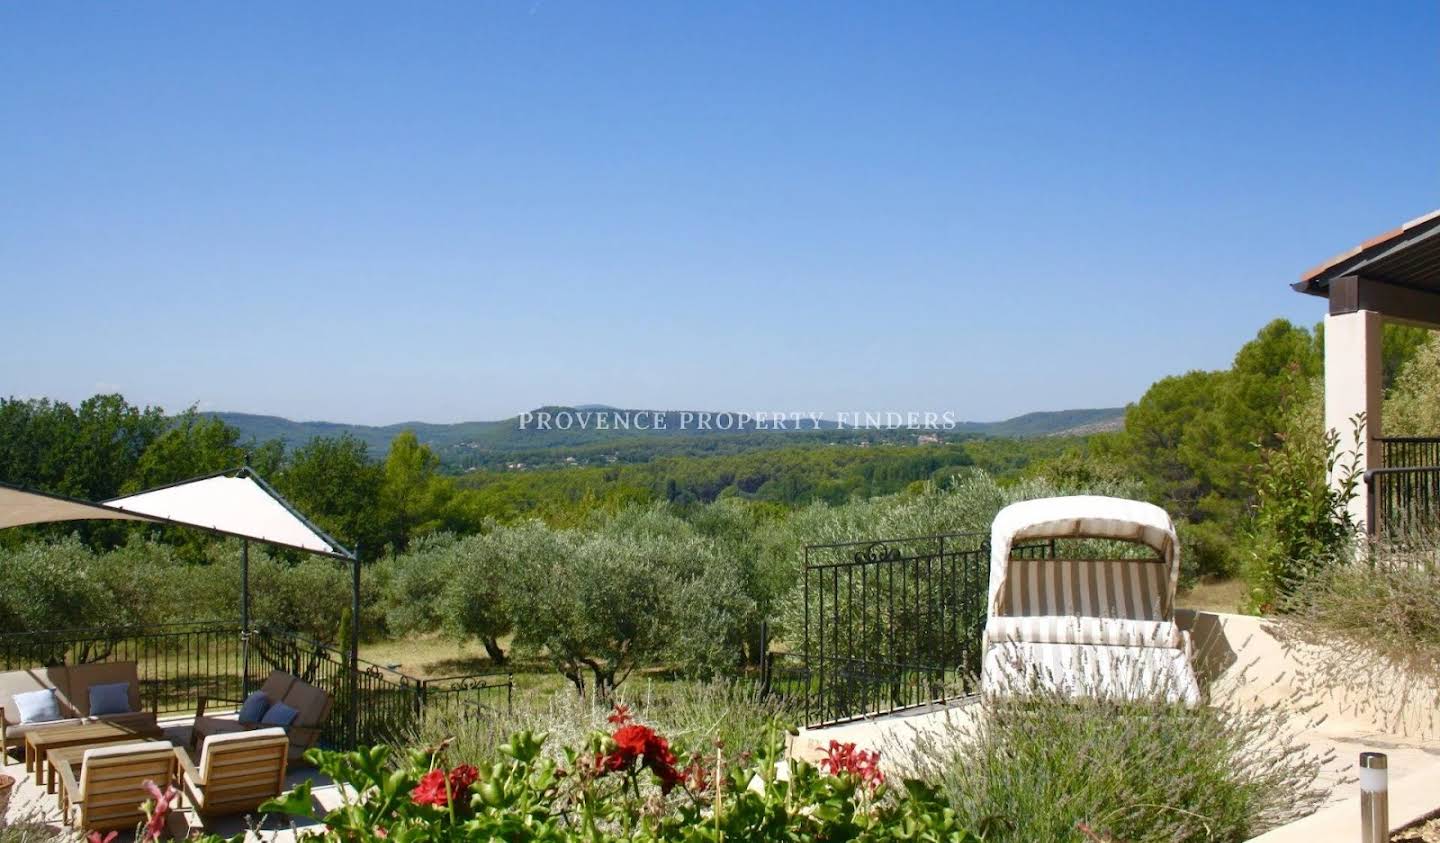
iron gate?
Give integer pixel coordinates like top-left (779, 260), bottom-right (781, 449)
top-left (800, 531), bottom-right (1052, 726)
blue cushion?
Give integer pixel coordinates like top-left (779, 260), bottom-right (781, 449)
top-left (88, 682), bottom-right (132, 717)
top-left (260, 701), bottom-right (299, 727)
top-left (15, 688), bottom-right (61, 724)
top-left (237, 691), bottom-right (271, 725)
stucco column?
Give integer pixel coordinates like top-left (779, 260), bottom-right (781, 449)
top-left (1324, 310), bottom-right (1383, 529)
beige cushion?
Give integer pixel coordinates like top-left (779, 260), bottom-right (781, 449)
top-left (82, 739), bottom-right (173, 763)
top-left (0, 667), bottom-right (75, 726)
top-left (982, 639), bottom-right (1201, 706)
top-left (279, 680), bottom-right (329, 726)
top-left (4, 716), bottom-right (85, 738)
top-left (66, 662), bottom-right (142, 717)
top-left (201, 725), bottom-right (287, 755)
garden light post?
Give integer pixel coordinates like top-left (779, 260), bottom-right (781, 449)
top-left (1360, 751), bottom-right (1388, 843)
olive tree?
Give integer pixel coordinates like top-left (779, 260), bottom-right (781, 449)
top-left (504, 506), bottom-right (754, 698)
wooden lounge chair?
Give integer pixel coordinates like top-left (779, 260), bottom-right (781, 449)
top-left (192, 670), bottom-right (332, 761)
top-left (177, 728), bottom-right (289, 823)
top-left (55, 741), bottom-right (178, 833)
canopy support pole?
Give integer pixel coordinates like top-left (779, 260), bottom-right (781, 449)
top-left (241, 538), bottom-right (251, 697)
top-left (349, 544), bottom-right (361, 747)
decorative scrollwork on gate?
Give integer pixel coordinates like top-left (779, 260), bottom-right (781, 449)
top-left (852, 542), bottom-right (901, 564)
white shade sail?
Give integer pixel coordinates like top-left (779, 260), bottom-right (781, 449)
top-left (0, 469), bottom-right (351, 559)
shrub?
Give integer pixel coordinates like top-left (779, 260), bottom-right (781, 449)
top-left (1278, 536), bottom-right (1440, 734)
top-left (0, 534), bottom-right (205, 632)
top-left (904, 669), bottom-right (1328, 842)
top-left (1241, 395), bottom-right (1362, 612)
top-left (1282, 537), bottom-right (1440, 674)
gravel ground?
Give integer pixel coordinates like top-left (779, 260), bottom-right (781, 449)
top-left (1395, 815), bottom-right (1440, 842)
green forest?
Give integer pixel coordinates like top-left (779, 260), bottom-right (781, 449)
top-left (3, 315), bottom-right (1439, 689)
top-left (0, 396), bottom-right (1074, 554)
top-left (207, 406), bottom-right (1121, 470)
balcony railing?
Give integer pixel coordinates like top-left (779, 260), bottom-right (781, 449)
top-left (1368, 437), bottom-right (1440, 540)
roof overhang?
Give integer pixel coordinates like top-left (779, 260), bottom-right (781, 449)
top-left (1294, 209), bottom-right (1440, 328)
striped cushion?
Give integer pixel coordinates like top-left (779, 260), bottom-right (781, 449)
top-left (985, 616), bottom-right (1182, 648)
top-left (1000, 560), bottom-right (1169, 620)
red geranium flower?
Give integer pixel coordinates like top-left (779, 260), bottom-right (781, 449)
top-left (611, 723), bottom-right (652, 762)
top-left (607, 704), bottom-right (633, 726)
top-left (448, 764), bottom-right (479, 795)
top-left (601, 722), bottom-right (683, 793)
top-left (411, 769), bottom-right (450, 807)
top-left (819, 740), bottom-right (884, 789)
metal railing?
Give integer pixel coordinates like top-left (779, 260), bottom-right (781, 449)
top-left (799, 532), bottom-right (1052, 727)
top-left (0, 621), bottom-right (243, 716)
top-left (1366, 466), bottom-right (1440, 541)
top-left (0, 622), bottom-right (513, 750)
top-left (757, 650), bottom-right (811, 706)
top-left (1378, 437), bottom-right (1440, 471)
top-left (1368, 437), bottom-right (1440, 539)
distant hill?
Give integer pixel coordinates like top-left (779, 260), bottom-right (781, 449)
top-left (209, 405), bottom-right (1124, 469)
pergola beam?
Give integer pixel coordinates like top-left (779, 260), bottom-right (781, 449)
top-left (1329, 275), bottom-right (1440, 329)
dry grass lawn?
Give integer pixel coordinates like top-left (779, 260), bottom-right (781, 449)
top-left (1177, 576), bottom-right (1248, 613)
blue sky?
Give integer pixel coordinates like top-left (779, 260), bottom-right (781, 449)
top-left (2, 2), bottom-right (1435, 425)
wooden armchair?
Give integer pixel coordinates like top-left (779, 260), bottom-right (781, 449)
top-left (55, 741), bottom-right (178, 833)
top-left (177, 728), bottom-right (289, 824)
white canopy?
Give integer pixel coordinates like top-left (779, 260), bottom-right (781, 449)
top-left (988, 495), bottom-right (1179, 617)
top-left (0, 469), bottom-right (351, 559)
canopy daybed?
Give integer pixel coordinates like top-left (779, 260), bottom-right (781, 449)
top-left (981, 495), bottom-right (1201, 706)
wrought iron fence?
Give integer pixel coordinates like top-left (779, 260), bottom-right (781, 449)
top-left (0, 622), bottom-right (513, 750)
top-left (249, 626), bottom-right (426, 748)
top-left (800, 532), bottom-right (1051, 727)
top-left (0, 621), bottom-right (243, 716)
top-left (417, 672), bottom-right (515, 719)
top-left (1367, 466), bottom-right (1440, 541)
top-left (757, 650), bottom-right (811, 708)
top-left (1378, 437), bottom-right (1440, 471)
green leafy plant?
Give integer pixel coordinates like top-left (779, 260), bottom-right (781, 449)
top-left (163, 709), bottom-right (980, 842)
top-left (1242, 406), bottom-right (1363, 613)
